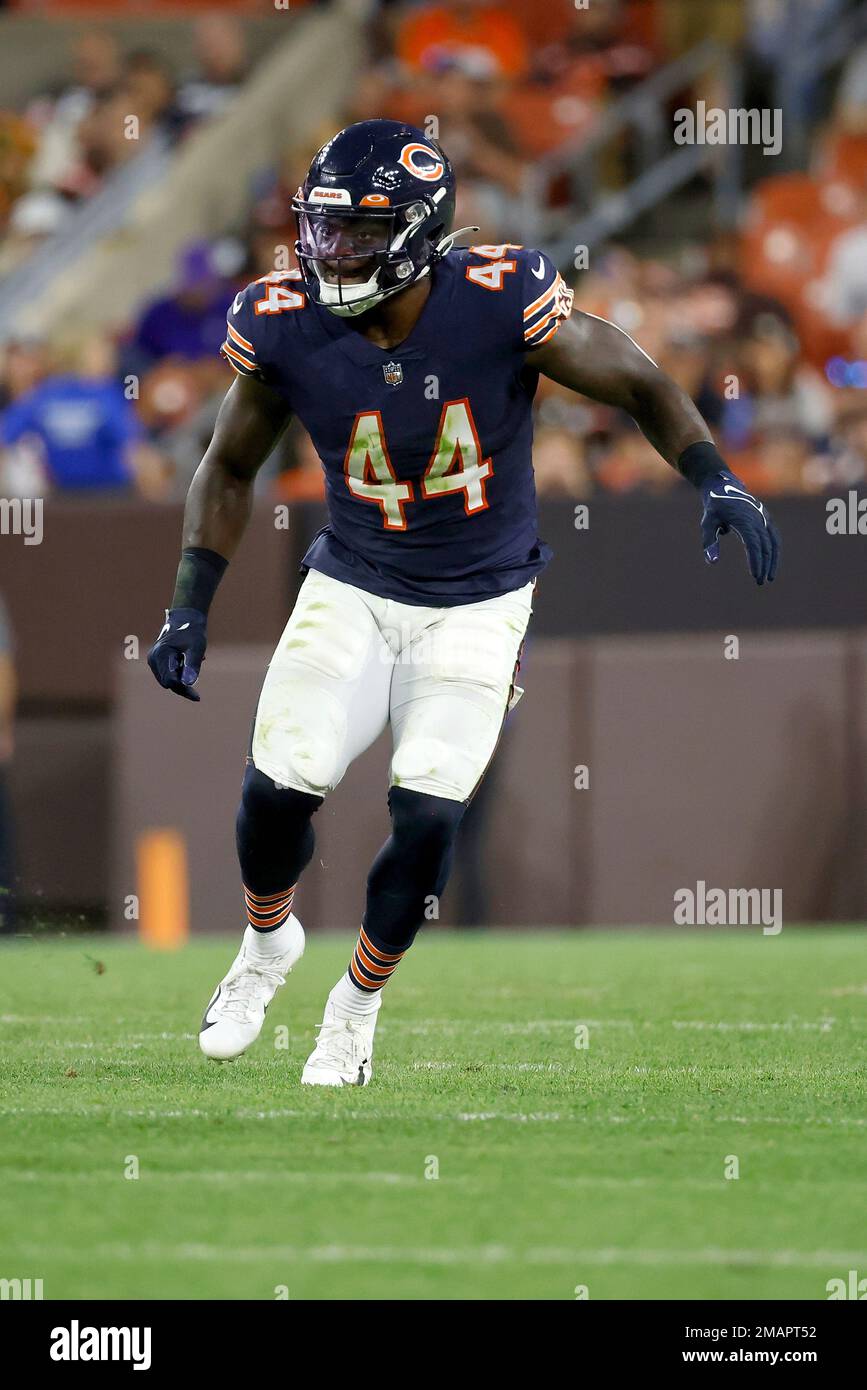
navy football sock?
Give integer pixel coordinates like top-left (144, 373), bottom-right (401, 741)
top-left (345, 787), bottom-right (466, 990)
top-left (235, 764), bottom-right (322, 932)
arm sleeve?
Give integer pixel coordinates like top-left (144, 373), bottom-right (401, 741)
top-left (520, 249), bottom-right (575, 351)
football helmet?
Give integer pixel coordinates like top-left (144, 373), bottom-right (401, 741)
top-left (292, 119), bottom-right (463, 317)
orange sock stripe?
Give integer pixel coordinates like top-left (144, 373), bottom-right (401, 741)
top-left (358, 925), bottom-right (404, 964)
top-left (244, 892), bottom-right (294, 914)
top-left (247, 913), bottom-right (293, 931)
top-left (348, 957), bottom-right (392, 992)
top-left (354, 955), bottom-right (394, 983)
top-left (246, 911), bottom-right (293, 928)
top-left (355, 941), bottom-right (395, 977)
top-left (244, 884), bottom-right (297, 905)
top-left (245, 892), bottom-right (295, 928)
top-left (348, 958), bottom-right (380, 991)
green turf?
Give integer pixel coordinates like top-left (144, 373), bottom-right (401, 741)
top-left (1, 928), bottom-right (865, 1300)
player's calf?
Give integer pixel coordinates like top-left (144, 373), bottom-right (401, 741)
top-left (302, 788), bottom-right (465, 1085)
top-left (199, 769), bottom-right (322, 1061)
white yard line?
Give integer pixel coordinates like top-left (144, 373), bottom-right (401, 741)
top-left (0, 1103), bottom-right (862, 1126)
top-left (10, 1240), bottom-right (867, 1270)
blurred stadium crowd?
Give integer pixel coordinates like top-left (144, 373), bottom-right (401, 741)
top-left (1, 0), bottom-right (867, 503)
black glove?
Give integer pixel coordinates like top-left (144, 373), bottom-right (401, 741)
top-left (147, 607), bottom-right (208, 701)
top-left (699, 471), bottom-right (780, 586)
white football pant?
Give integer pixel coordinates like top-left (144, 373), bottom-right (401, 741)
top-left (251, 569), bottom-right (533, 802)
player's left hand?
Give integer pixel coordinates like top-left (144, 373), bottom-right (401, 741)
top-left (699, 472), bottom-right (780, 585)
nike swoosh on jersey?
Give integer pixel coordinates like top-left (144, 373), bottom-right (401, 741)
top-left (531, 257), bottom-right (546, 279)
top-left (232, 292), bottom-right (244, 314)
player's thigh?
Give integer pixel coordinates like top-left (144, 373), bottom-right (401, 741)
top-left (389, 583), bottom-right (533, 801)
top-left (252, 570), bottom-right (392, 796)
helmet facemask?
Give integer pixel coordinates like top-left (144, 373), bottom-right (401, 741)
top-left (294, 198), bottom-right (439, 317)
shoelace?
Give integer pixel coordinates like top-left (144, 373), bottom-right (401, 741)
top-left (312, 1017), bottom-right (366, 1070)
top-left (219, 962), bottom-right (286, 1024)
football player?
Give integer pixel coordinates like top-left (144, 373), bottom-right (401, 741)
top-left (148, 120), bottom-right (779, 1085)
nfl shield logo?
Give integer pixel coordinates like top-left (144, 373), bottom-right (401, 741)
top-left (383, 361), bottom-right (403, 387)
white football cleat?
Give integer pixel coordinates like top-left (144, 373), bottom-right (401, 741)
top-left (301, 993), bottom-right (381, 1087)
top-left (199, 917), bottom-right (305, 1061)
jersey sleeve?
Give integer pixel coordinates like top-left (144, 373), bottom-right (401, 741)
top-left (220, 284), bottom-right (266, 380)
top-left (519, 248), bottom-right (575, 351)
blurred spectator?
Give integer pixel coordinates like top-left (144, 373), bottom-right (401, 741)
top-left (177, 15), bottom-right (249, 127)
top-left (73, 89), bottom-right (140, 193)
top-left (0, 593), bottom-right (16, 936)
top-left (595, 429), bottom-right (680, 492)
top-left (822, 396), bottom-right (867, 487)
top-left (0, 335), bottom-right (158, 496)
top-left (128, 241), bottom-right (235, 372)
top-left (396, 0), bottom-right (530, 80)
top-left (25, 30), bottom-right (121, 194)
top-left (122, 50), bottom-right (184, 145)
top-left (274, 428), bottom-right (326, 502)
top-left (530, 0), bottom-right (657, 90)
top-left (246, 188), bottom-right (297, 278)
top-left (431, 58), bottom-right (527, 240)
top-left (0, 112), bottom-right (37, 231)
top-left (749, 430), bottom-right (817, 495)
top-left (532, 428), bottom-right (592, 497)
top-left (721, 309), bottom-right (833, 458)
top-left (0, 337), bottom-right (47, 410)
top-left (822, 192), bottom-right (867, 326)
top-left (835, 40), bottom-right (867, 135)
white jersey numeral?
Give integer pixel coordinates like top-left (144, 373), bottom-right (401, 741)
top-left (422, 398), bottom-right (492, 513)
top-left (344, 411), bottom-right (414, 530)
top-left (253, 271), bottom-right (306, 315)
top-left (466, 244), bottom-right (520, 291)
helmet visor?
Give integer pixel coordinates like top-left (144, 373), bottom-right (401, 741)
top-left (297, 210), bottom-right (393, 284)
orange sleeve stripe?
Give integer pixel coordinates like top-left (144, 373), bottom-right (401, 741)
top-left (227, 322), bottom-right (255, 354)
top-left (221, 341), bottom-right (258, 373)
top-left (222, 338), bottom-right (257, 368)
top-left (525, 302), bottom-right (567, 340)
top-left (527, 318), bottom-right (564, 348)
top-left (523, 274), bottom-right (560, 322)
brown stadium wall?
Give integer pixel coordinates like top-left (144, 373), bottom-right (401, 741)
top-left (2, 497), bottom-right (866, 927)
top-left (108, 632), bottom-right (867, 932)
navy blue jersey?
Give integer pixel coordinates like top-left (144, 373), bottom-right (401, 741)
top-left (221, 245), bottom-right (574, 606)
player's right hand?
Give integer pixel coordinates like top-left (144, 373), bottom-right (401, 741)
top-left (147, 607), bottom-right (208, 701)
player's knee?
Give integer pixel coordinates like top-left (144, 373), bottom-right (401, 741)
top-left (388, 786), bottom-right (465, 872)
top-left (252, 683), bottom-right (347, 796)
top-left (238, 764), bottom-right (321, 830)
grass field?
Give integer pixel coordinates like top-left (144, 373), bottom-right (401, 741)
top-left (1, 928), bottom-right (865, 1301)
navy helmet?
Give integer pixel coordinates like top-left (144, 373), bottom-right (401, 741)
top-left (293, 119), bottom-right (463, 317)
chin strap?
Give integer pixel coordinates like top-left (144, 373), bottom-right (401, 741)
top-left (432, 225), bottom-right (480, 259)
